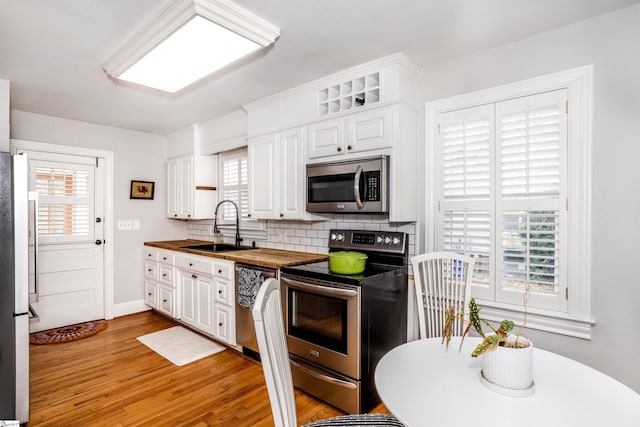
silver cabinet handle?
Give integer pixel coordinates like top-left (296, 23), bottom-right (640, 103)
top-left (28, 191), bottom-right (39, 302)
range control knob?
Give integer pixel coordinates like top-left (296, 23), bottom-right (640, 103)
top-left (384, 236), bottom-right (392, 244)
top-left (392, 236), bottom-right (401, 245)
top-left (376, 236), bottom-right (384, 244)
top-left (336, 233), bottom-right (345, 241)
top-left (331, 233), bottom-right (337, 241)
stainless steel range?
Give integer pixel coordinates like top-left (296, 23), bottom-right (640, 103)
top-left (280, 229), bottom-right (408, 414)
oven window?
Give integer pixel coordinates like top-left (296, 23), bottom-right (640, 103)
top-left (288, 288), bottom-right (348, 354)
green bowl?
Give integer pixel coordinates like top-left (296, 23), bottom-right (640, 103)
top-left (328, 251), bottom-right (368, 274)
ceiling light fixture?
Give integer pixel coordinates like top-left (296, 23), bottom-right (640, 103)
top-left (103, 0), bottom-right (279, 93)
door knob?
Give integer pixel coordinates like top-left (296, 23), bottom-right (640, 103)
top-left (95, 240), bottom-right (103, 245)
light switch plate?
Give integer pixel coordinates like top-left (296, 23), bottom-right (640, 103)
top-left (117, 220), bottom-right (132, 231)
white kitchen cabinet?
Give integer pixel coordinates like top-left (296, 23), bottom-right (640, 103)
top-left (173, 252), bottom-right (236, 344)
top-left (307, 106), bottom-right (392, 159)
top-left (248, 127), bottom-right (317, 220)
top-left (166, 154), bottom-right (217, 219)
top-left (143, 248), bottom-right (178, 317)
top-left (179, 269), bottom-right (215, 333)
top-left (212, 259), bottom-right (236, 345)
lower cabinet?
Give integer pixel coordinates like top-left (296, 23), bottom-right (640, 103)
top-left (145, 248), bottom-right (236, 346)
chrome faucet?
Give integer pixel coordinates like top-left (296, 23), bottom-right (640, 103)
top-left (213, 200), bottom-right (243, 248)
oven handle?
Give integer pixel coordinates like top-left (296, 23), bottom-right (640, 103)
top-left (353, 163), bottom-right (365, 209)
top-left (285, 278), bottom-right (358, 298)
top-left (290, 359), bottom-right (357, 390)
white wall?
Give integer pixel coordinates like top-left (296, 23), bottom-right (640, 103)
top-left (0, 79), bottom-right (9, 151)
top-left (10, 111), bottom-right (186, 313)
top-left (419, 5), bottom-right (640, 392)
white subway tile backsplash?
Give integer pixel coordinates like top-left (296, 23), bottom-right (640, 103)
top-left (186, 215), bottom-right (416, 258)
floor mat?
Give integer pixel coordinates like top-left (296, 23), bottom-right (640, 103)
top-left (30, 320), bottom-right (108, 344)
top-left (137, 326), bottom-right (225, 366)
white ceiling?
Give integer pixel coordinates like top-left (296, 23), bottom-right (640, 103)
top-left (2, 0), bottom-right (639, 136)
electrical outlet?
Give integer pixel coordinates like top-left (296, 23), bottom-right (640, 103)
top-left (133, 220), bottom-right (140, 230)
top-left (117, 220), bottom-right (132, 231)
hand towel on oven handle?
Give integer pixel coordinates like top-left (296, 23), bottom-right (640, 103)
top-left (237, 267), bottom-right (264, 309)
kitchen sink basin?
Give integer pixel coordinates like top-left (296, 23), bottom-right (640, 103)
top-left (183, 244), bottom-right (253, 253)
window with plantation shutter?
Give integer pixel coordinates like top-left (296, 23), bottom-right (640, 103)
top-left (218, 148), bottom-right (250, 225)
top-left (436, 89), bottom-right (568, 312)
top-left (33, 162), bottom-right (94, 243)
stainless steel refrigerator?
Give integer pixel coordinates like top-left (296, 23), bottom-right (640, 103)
top-left (0, 152), bottom-right (29, 423)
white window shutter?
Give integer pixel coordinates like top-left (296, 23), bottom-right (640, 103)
top-left (437, 89), bottom-right (568, 312)
top-left (219, 149), bottom-right (250, 223)
top-left (495, 90), bottom-right (568, 311)
top-left (33, 162), bottom-right (94, 243)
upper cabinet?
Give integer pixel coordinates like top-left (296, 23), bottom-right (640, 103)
top-left (307, 106), bottom-right (393, 160)
top-left (166, 154), bottom-right (217, 219)
top-left (248, 127), bottom-right (319, 220)
top-left (166, 126), bottom-right (218, 219)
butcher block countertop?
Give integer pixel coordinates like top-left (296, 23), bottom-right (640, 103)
top-left (144, 239), bottom-right (327, 269)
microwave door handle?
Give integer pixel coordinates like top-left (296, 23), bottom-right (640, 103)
top-left (353, 164), bottom-right (365, 209)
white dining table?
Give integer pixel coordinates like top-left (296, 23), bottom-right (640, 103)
top-left (374, 337), bottom-right (640, 427)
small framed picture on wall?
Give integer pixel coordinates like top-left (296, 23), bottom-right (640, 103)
top-left (130, 180), bottom-right (155, 200)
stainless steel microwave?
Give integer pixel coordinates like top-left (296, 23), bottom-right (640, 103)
top-left (306, 155), bottom-right (389, 214)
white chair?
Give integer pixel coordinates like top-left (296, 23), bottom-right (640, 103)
top-left (252, 278), bottom-right (404, 427)
top-left (410, 252), bottom-right (475, 339)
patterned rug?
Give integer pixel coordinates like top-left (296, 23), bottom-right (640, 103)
top-left (30, 320), bottom-right (108, 344)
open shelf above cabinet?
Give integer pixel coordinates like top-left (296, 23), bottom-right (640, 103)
top-left (318, 72), bottom-right (380, 116)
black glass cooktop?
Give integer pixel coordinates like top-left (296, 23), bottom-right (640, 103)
top-left (281, 260), bottom-right (406, 286)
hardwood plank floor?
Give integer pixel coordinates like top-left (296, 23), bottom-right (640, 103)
top-left (28, 311), bottom-right (389, 426)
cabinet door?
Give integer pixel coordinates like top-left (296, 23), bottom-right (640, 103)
top-left (248, 133), bottom-right (278, 219)
top-left (307, 117), bottom-right (345, 159)
top-left (145, 281), bottom-right (158, 308)
top-left (195, 275), bottom-right (214, 334)
top-left (180, 270), bottom-right (196, 325)
top-left (279, 127), bottom-right (305, 219)
top-left (346, 106), bottom-right (393, 154)
top-left (178, 155), bottom-right (194, 219)
top-left (166, 158), bottom-right (179, 218)
top-left (158, 286), bottom-right (175, 317)
top-left (214, 304), bottom-right (235, 345)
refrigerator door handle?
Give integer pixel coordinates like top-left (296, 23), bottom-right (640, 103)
top-left (28, 191), bottom-right (39, 303)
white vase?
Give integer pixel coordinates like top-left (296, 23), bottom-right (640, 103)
top-left (481, 335), bottom-right (533, 392)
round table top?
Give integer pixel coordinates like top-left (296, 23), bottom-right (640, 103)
top-left (374, 337), bottom-right (640, 427)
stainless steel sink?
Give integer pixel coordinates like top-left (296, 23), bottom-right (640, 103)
top-left (183, 243), bottom-right (253, 253)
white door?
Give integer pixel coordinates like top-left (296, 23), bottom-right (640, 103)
top-left (26, 152), bottom-right (105, 332)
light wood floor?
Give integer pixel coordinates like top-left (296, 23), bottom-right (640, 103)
top-left (28, 311), bottom-right (389, 426)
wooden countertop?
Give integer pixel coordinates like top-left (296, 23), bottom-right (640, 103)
top-left (144, 239), bottom-right (327, 269)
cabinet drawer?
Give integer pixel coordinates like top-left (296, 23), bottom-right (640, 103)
top-left (144, 261), bottom-right (158, 280)
top-left (158, 286), bottom-right (177, 318)
top-left (158, 265), bottom-right (174, 286)
top-left (175, 254), bottom-right (214, 275)
top-left (158, 250), bottom-right (175, 265)
top-left (214, 304), bottom-right (235, 345)
top-left (213, 262), bottom-right (233, 280)
top-left (214, 278), bottom-right (233, 306)
top-left (144, 248), bottom-right (159, 261)
top-left (145, 281), bottom-right (158, 308)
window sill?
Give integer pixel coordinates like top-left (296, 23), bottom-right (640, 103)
top-left (216, 225), bottom-right (268, 243)
top-left (474, 299), bottom-right (596, 340)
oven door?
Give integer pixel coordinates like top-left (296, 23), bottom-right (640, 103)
top-left (306, 155), bottom-right (388, 213)
top-left (281, 276), bottom-right (360, 379)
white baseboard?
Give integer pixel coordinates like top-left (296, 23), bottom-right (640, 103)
top-left (113, 299), bottom-right (150, 318)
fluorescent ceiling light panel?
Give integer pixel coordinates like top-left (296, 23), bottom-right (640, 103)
top-left (103, 0), bottom-right (279, 93)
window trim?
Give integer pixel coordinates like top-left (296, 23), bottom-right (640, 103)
top-left (424, 65), bottom-right (594, 338)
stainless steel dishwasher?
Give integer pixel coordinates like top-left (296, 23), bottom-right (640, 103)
top-left (235, 263), bottom-right (278, 356)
